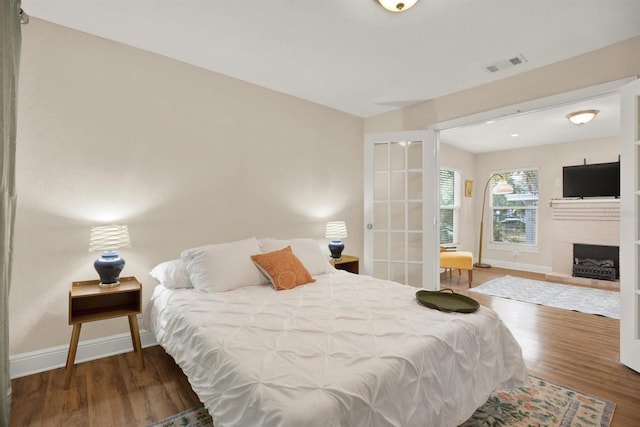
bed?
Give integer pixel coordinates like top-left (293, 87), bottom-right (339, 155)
top-left (145, 237), bottom-right (527, 427)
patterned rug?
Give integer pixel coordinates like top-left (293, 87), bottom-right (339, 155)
top-left (470, 275), bottom-right (620, 319)
top-left (147, 375), bottom-right (615, 427)
top-left (460, 375), bottom-right (615, 427)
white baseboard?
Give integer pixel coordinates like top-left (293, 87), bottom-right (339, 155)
top-left (482, 258), bottom-right (552, 274)
top-left (9, 330), bottom-right (157, 379)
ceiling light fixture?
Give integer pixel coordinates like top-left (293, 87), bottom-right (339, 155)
top-left (567, 109), bottom-right (599, 125)
top-left (378, 0), bottom-right (419, 12)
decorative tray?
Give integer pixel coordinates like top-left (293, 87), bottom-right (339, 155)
top-left (415, 289), bottom-right (479, 313)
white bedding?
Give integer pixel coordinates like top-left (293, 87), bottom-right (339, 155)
top-left (145, 271), bottom-right (527, 427)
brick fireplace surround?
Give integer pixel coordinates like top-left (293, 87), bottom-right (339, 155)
top-left (548, 199), bottom-right (620, 291)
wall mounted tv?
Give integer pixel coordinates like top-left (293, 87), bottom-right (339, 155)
top-left (562, 161), bottom-right (620, 198)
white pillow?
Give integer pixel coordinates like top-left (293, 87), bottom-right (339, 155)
top-left (149, 259), bottom-right (193, 289)
top-left (181, 237), bottom-right (267, 292)
top-left (259, 238), bottom-right (334, 275)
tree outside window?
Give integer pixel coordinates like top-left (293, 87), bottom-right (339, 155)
top-left (490, 169), bottom-right (539, 245)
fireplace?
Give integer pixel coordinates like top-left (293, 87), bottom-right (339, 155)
top-left (572, 243), bottom-right (619, 281)
top-left (550, 199), bottom-right (620, 289)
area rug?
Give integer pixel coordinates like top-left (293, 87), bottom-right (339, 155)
top-left (148, 406), bottom-right (212, 427)
top-left (460, 375), bottom-right (615, 427)
top-left (470, 275), bottom-right (620, 319)
top-left (147, 375), bottom-right (615, 427)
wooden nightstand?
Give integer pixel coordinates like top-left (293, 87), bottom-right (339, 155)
top-left (331, 255), bottom-right (359, 274)
top-left (64, 276), bottom-right (144, 389)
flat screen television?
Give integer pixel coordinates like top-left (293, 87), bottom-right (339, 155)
top-left (562, 161), bottom-right (620, 198)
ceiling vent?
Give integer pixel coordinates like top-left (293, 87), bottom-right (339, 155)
top-left (485, 54), bottom-right (527, 73)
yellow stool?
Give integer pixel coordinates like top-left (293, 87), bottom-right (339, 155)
top-left (440, 251), bottom-right (473, 287)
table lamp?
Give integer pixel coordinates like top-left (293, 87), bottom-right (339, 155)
top-left (325, 221), bottom-right (348, 259)
top-left (89, 224), bottom-right (131, 287)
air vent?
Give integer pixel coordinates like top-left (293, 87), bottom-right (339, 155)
top-left (486, 54), bottom-right (527, 73)
top-left (509, 56), bottom-right (523, 65)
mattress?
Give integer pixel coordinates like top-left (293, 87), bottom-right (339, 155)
top-left (145, 271), bottom-right (527, 427)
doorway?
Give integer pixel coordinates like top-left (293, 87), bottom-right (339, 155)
top-left (436, 82), bottom-right (626, 273)
top-left (433, 78), bottom-right (639, 374)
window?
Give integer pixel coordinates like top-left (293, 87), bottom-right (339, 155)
top-left (439, 168), bottom-right (459, 245)
top-left (490, 168), bottom-right (539, 246)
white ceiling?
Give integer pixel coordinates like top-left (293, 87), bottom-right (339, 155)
top-left (441, 93), bottom-right (621, 153)
top-left (23, 0), bottom-right (640, 119)
top-left (22, 0), bottom-right (639, 153)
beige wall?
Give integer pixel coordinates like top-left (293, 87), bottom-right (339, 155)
top-left (11, 20), bottom-right (364, 355)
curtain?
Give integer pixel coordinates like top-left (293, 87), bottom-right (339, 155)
top-left (1, 0), bottom-right (21, 425)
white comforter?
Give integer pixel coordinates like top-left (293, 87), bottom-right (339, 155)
top-left (145, 271), bottom-right (527, 427)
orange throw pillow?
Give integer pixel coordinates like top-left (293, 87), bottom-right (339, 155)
top-left (251, 246), bottom-right (315, 290)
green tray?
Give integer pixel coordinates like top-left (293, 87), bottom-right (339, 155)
top-left (415, 289), bottom-right (479, 313)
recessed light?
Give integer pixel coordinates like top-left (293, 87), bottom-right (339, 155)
top-left (511, 133), bottom-right (519, 137)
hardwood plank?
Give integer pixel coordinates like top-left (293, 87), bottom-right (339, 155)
top-left (9, 267), bottom-right (640, 426)
top-left (9, 371), bottom-right (46, 426)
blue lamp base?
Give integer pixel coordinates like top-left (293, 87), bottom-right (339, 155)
top-left (328, 240), bottom-right (345, 259)
top-left (94, 251), bottom-right (125, 288)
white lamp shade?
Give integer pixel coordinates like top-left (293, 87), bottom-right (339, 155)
top-left (325, 221), bottom-right (348, 239)
top-left (89, 224), bottom-right (131, 252)
top-left (378, 0), bottom-right (419, 12)
top-left (492, 179), bottom-right (514, 195)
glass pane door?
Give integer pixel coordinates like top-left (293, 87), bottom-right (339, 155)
top-left (364, 131), bottom-right (439, 290)
top-left (372, 141), bottom-right (423, 285)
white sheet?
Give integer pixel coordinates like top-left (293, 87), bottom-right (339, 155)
top-left (145, 271), bottom-right (527, 427)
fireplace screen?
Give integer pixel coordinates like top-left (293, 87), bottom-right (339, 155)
top-left (572, 243), bottom-right (619, 281)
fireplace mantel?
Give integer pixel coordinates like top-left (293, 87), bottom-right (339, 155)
top-left (549, 198), bottom-right (620, 221)
top-left (549, 199), bottom-right (620, 289)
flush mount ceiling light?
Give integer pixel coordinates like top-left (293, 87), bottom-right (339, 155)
top-left (378, 0), bottom-right (419, 12)
top-left (567, 109), bottom-right (599, 125)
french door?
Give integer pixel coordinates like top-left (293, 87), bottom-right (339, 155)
top-left (364, 131), bottom-right (439, 290)
top-left (620, 78), bottom-right (640, 373)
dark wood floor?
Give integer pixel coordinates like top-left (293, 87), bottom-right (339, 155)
top-left (9, 267), bottom-right (640, 426)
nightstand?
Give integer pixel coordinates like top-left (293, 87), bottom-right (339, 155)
top-left (331, 255), bottom-right (359, 274)
top-left (64, 276), bottom-right (144, 389)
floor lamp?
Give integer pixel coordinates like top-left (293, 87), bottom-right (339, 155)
top-left (474, 174), bottom-right (514, 268)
